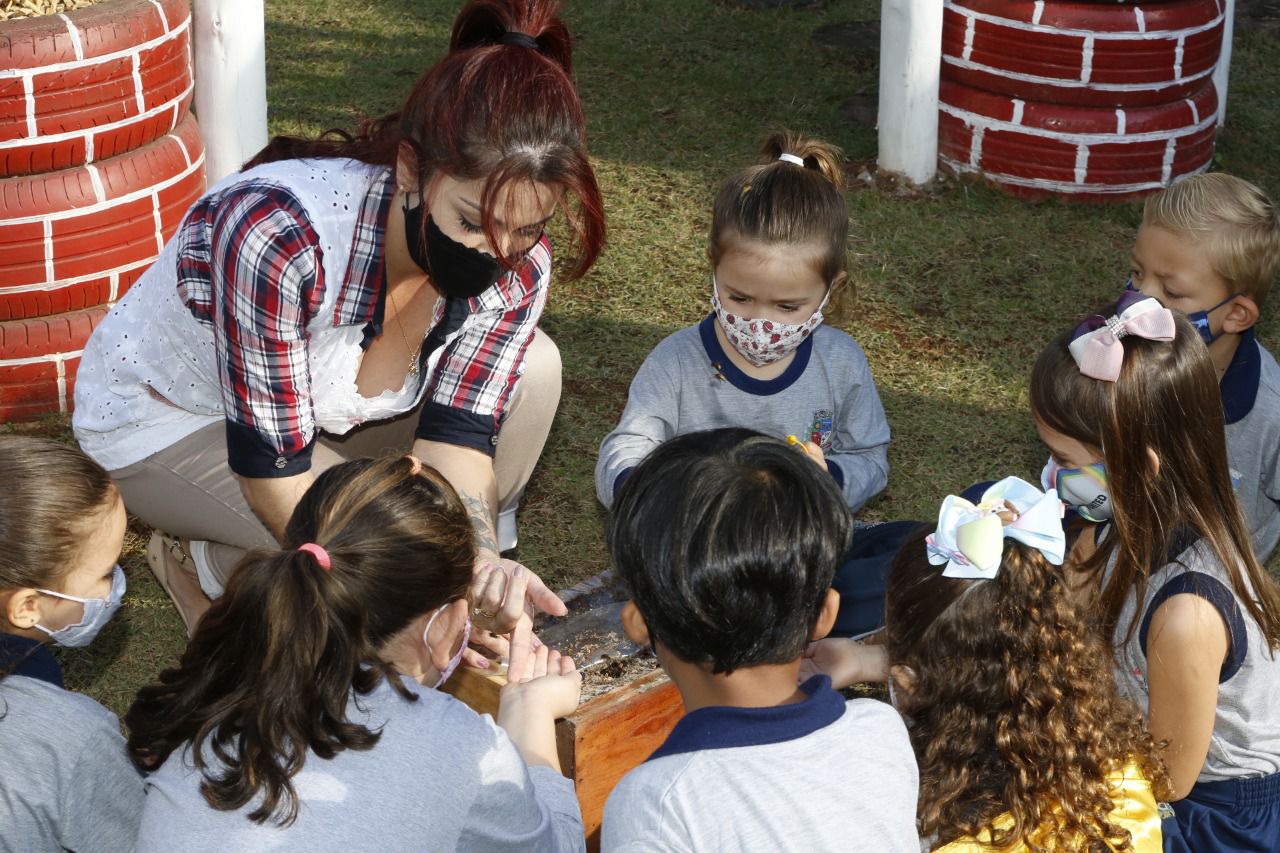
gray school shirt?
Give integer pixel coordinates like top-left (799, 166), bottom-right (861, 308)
top-left (135, 675), bottom-right (585, 853)
top-left (596, 316), bottom-right (890, 511)
top-left (0, 675), bottom-right (144, 853)
top-left (601, 676), bottom-right (920, 853)
top-left (1109, 537), bottom-right (1280, 781)
top-left (1222, 331), bottom-right (1280, 562)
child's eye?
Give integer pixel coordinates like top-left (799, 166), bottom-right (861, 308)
top-left (457, 216), bottom-right (484, 235)
top-left (729, 294), bottom-right (750, 303)
top-left (777, 304), bottom-right (800, 312)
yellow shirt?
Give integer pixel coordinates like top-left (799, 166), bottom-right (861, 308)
top-left (934, 763), bottom-right (1161, 852)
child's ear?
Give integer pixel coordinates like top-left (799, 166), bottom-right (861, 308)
top-left (620, 601), bottom-right (651, 647)
top-left (810, 588), bottom-right (841, 641)
top-left (1222, 294), bottom-right (1260, 335)
top-left (1147, 447), bottom-right (1161, 478)
top-left (829, 271), bottom-right (848, 295)
top-left (2, 588), bottom-right (44, 631)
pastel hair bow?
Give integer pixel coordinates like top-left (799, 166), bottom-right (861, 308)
top-left (1068, 292), bottom-right (1176, 382)
top-left (925, 477), bottom-right (1066, 580)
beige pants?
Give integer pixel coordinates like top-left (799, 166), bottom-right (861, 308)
top-left (112, 329), bottom-right (562, 591)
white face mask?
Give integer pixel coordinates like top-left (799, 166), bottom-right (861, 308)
top-left (1040, 456), bottom-right (1112, 522)
top-left (711, 276), bottom-right (829, 366)
top-left (422, 604), bottom-right (471, 689)
top-left (35, 564), bottom-right (126, 648)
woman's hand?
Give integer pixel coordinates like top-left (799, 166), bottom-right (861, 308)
top-left (800, 638), bottom-right (889, 689)
top-left (468, 558), bottom-right (566, 681)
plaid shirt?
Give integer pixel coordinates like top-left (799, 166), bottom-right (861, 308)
top-left (174, 164), bottom-right (552, 477)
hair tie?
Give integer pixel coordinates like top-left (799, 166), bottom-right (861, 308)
top-left (298, 543), bottom-right (331, 572)
top-left (499, 31), bottom-right (539, 49)
top-left (925, 477), bottom-right (1066, 580)
top-left (778, 152), bottom-right (805, 167)
top-left (406, 455), bottom-right (423, 476)
top-left (1068, 292), bottom-right (1176, 382)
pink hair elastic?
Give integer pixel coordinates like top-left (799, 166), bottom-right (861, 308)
top-left (406, 455), bottom-right (423, 476)
top-left (298, 543), bottom-right (331, 571)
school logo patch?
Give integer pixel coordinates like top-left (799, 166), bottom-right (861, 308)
top-left (809, 409), bottom-right (834, 450)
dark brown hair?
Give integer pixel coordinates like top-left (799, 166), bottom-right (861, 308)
top-left (708, 130), bottom-right (850, 301)
top-left (886, 528), bottom-right (1172, 850)
top-left (1030, 306), bottom-right (1280, 648)
top-left (125, 457), bottom-right (475, 826)
top-left (243, 0), bottom-right (605, 279)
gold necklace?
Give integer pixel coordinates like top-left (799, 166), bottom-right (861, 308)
top-left (386, 284), bottom-right (423, 377)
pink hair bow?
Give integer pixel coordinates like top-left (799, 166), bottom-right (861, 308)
top-left (1067, 293), bottom-right (1175, 382)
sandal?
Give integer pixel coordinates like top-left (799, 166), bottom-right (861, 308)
top-left (145, 532), bottom-right (212, 637)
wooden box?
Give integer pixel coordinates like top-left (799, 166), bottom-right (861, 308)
top-left (444, 656), bottom-right (683, 850)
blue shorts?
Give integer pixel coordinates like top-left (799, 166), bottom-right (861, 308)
top-left (830, 520), bottom-right (921, 638)
top-left (1162, 772), bottom-right (1280, 852)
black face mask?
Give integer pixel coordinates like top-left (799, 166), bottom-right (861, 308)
top-left (403, 200), bottom-right (505, 300)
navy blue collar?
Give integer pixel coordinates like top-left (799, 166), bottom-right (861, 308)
top-left (1221, 329), bottom-right (1260, 425)
top-left (698, 314), bottom-right (814, 397)
top-left (0, 633), bottom-right (63, 688)
top-left (648, 675), bottom-right (846, 762)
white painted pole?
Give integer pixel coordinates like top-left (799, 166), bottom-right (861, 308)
top-left (1214, 0), bottom-right (1234, 127)
top-left (192, 0), bottom-right (269, 183)
top-left (877, 0), bottom-right (945, 184)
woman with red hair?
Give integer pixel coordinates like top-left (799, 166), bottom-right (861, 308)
top-left (72, 0), bottom-right (604, 670)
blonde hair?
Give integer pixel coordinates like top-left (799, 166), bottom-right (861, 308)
top-left (1143, 173), bottom-right (1280, 305)
top-left (708, 131), bottom-right (850, 295)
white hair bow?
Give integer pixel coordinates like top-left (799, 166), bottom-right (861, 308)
top-left (925, 477), bottom-right (1066, 580)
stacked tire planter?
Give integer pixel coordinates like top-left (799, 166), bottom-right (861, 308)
top-left (0, 0), bottom-right (205, 421)
top-left (937, 0), bottom-right (1225, 201)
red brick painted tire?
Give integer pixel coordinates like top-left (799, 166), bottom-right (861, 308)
top-left (941, 0), bottom-right (1225, 108)
top-left (938, 77), bottom-right (1217, 201)
top-left (0, 303), bottom-right (106, 420)
top-left (0, 111), bottom-right (204, 322)
top-left (0, 0), bottom-right (193, 177)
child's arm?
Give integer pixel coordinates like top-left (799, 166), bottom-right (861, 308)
top-left (800, 638), bottom-right (889, 688)
top-left (824, 349), bottom-right (890, 513)
top-left (1144, 593), bottom-right (1230, 799)
top-left (595, 350), bottom-right (681, 507)
top-left (460, 650), bottom-right (586, 853)
top-left (497, 645), bottom-right (581, 771)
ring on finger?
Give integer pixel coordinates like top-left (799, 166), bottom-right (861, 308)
top-left (473, 606), bottom-right (496, 619)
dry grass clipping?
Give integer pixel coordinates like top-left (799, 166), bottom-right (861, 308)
top-left (0, 0), bottom-right (98, 22)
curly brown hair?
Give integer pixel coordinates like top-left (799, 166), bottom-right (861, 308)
top-left (886, 527), bottom-right (1172, 851)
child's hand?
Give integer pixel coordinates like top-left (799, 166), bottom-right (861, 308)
top-left (500, 645), bottom-right (582, 720)
top-left (800, 638), bottom-right (889, 689)
top-left (497, 646), bottom-right (582, 772)
top-left (801, 440), bottom-right (829, 471)
top-left (786, 435), bottom-right (829, 471)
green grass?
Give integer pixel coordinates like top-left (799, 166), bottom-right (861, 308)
top-left (34, 0), bottom-right (1280, 716)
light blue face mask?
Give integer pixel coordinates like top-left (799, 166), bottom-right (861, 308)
top-left (35, 564), bottom-right (126, 648)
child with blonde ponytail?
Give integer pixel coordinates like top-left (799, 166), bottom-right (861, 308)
top-left (126, 456), bottom-right (584, 852)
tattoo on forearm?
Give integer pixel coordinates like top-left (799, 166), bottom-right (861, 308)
top-left (459, 490), bottom-right (499, 554)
